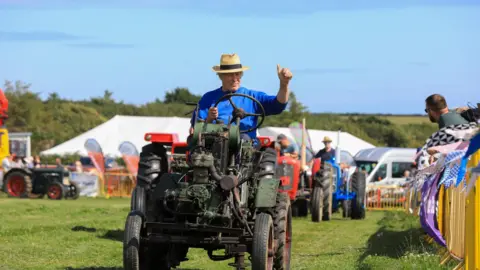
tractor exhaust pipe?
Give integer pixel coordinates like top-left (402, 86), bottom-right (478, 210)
top-left (335, 128), bottom-right (341, 164)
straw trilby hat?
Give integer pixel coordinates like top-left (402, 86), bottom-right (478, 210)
top-left (322, 136), bottom-right (332, 143)
top-left (212, 53), bottom-right (250, 73)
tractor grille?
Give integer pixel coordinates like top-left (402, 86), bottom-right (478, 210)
top-left (276, 163), bottom-right (294, 191)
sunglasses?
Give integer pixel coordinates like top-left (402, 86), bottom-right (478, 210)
top-left (424, 108), bottom-right (430, 113)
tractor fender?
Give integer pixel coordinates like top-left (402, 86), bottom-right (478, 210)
top-left (255, 177), bottom-right (280, 208)
top-left (3, 168), bottom-right (33, 179)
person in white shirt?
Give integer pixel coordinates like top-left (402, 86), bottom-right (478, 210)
top-left (2, 155), bottom-right (11, 171)
top-left (10, 154), bottom-right (24, 168)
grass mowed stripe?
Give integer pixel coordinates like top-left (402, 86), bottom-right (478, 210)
top-left (0, 197), bottom-right (449, 270)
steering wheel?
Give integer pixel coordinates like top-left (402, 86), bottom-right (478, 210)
top-left (213, 93), bottom-right (266, 133)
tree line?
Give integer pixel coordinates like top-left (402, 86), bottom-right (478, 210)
top-left (3, 80), bottom-right (437, 163)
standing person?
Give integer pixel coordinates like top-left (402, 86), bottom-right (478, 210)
top-left (1, 154), bottom-right (11, 171)
top-left (315, 136), bottom-right (336, 163)
top-left (55, 158), bottom-right (65, 169)
top-left (10, 154), bottom-right (23, 168)
top-left (75, 160), bottom-right (84, 173)
top-left (425, 94), bottom-right (468, 129)
top-left (33, 155), bottom-right (41, 168)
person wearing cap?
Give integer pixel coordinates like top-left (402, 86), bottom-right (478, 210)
top-left (314, 136), bottom-right (336, 163)
top-left (276, 134), bottom-right (299, 159)
top-left (190, 53), bottom-right (293, 140)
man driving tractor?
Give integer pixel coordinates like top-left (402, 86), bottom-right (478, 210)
top-left (190, 53), bottom-right (293, 140)
top-left (276, 133), bottom-right (300, 159)
top-left (315, 136), bottom-right (336, 163)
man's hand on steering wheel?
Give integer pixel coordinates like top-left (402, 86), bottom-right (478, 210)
top-left (206, 107), bottom-right (218, 123)
top-left (213, 93), bottom-right (266, 133)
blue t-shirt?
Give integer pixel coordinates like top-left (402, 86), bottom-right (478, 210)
top-left (280, 144), bottom-right (300, 157)
top-left (190, 87), bottom-right (288, 139)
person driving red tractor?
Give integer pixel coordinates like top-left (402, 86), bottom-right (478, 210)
top-left (276, 133), bottom-right (300, 159)
top-left (189, 53), bottom-right (293, 141)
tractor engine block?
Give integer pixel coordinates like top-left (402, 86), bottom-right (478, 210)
top-left (164, 181), bottom-right (226, 223)
top-left (163, 130), bottom-right (233, 224)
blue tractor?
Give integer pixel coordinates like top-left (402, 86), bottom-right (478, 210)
top-left (310, 152), bottom-right (367, 222)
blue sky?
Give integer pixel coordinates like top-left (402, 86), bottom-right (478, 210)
top-left (1, 0), bottom-right (478, 114)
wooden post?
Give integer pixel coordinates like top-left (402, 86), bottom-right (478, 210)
top-left (301, 118), bottom-right (307, 170)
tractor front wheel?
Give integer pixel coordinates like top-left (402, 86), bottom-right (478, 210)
top-left (311, 163), bottom-right (333, 222)
top-left (274, 192), bottom-right (292, 270)
top-left (47, 183), bottom-right (64, 200)
top-left (311, 173), bottom-right (332, 222)
top-left (124, 212), bottom-right (144, 270)
top-left (351, 171), bottom-right (366, 220)
top-left (123, 212), bottom-right (173, 270)
top-left (130, 186), bottom-right (146, 214)
top-left (252, 213), bottom-right (274, 270)
top-left (68, 182), bottom-right (80, 200)
top-left (311, 187), bottom-right (323, 222)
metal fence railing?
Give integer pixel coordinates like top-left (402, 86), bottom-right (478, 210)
top-left (366, 185), bottom-right (407, 211)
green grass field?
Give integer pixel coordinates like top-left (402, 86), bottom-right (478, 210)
top-left (0, 197), bottom-right (453, 270)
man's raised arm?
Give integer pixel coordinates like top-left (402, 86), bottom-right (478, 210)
top-left (253, 64), bottom-right (293, 115)
top-left (276, 64), bottom-right (292, 104)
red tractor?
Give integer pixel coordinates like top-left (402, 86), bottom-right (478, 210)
top-left (257, 136), bottom-right (311, 216)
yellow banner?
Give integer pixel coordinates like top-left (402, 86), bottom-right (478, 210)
top-left (0, 128), bottom-right (9, 162)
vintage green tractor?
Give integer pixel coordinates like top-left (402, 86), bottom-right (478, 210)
top-left (124, 93), bottom-right (292, 270)
top-left (1, 167), bottom-right (80, 200)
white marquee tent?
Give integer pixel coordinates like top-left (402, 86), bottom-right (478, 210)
top-left (40, 115), bottom-right (192, 157)
top-left (40, 115), bottom-right (375, 157)
top-left (258, 127), bottom-right (375, 156)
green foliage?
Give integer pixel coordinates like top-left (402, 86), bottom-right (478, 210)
top-left (3, 80), bottom-right (436, 157)
top-left (164, 87), bottom-right (201, 104)
top-left (39, 153), bottom-right (81, 165)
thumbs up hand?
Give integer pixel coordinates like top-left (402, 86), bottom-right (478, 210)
top-left (277, 64), bottom-right (293, 85)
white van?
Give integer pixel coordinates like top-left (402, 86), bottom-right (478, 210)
top-left (354, 147), bottom-right (417, 187)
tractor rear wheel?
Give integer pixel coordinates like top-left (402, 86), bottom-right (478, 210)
top-left (252, 213), bottom-right (274, 270)
top-left (311, 187), bottom-right (323, 222)
top-left (311, 164), bottom-right (332, 222)
top-left (351, 171), bottom-right (366, 220)
top-left (137, 143), bottom-right (169, 188)
top-left (3, 170), bottom-right (33, 198)
top-left (274, 192), bottom-right (292, 270)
